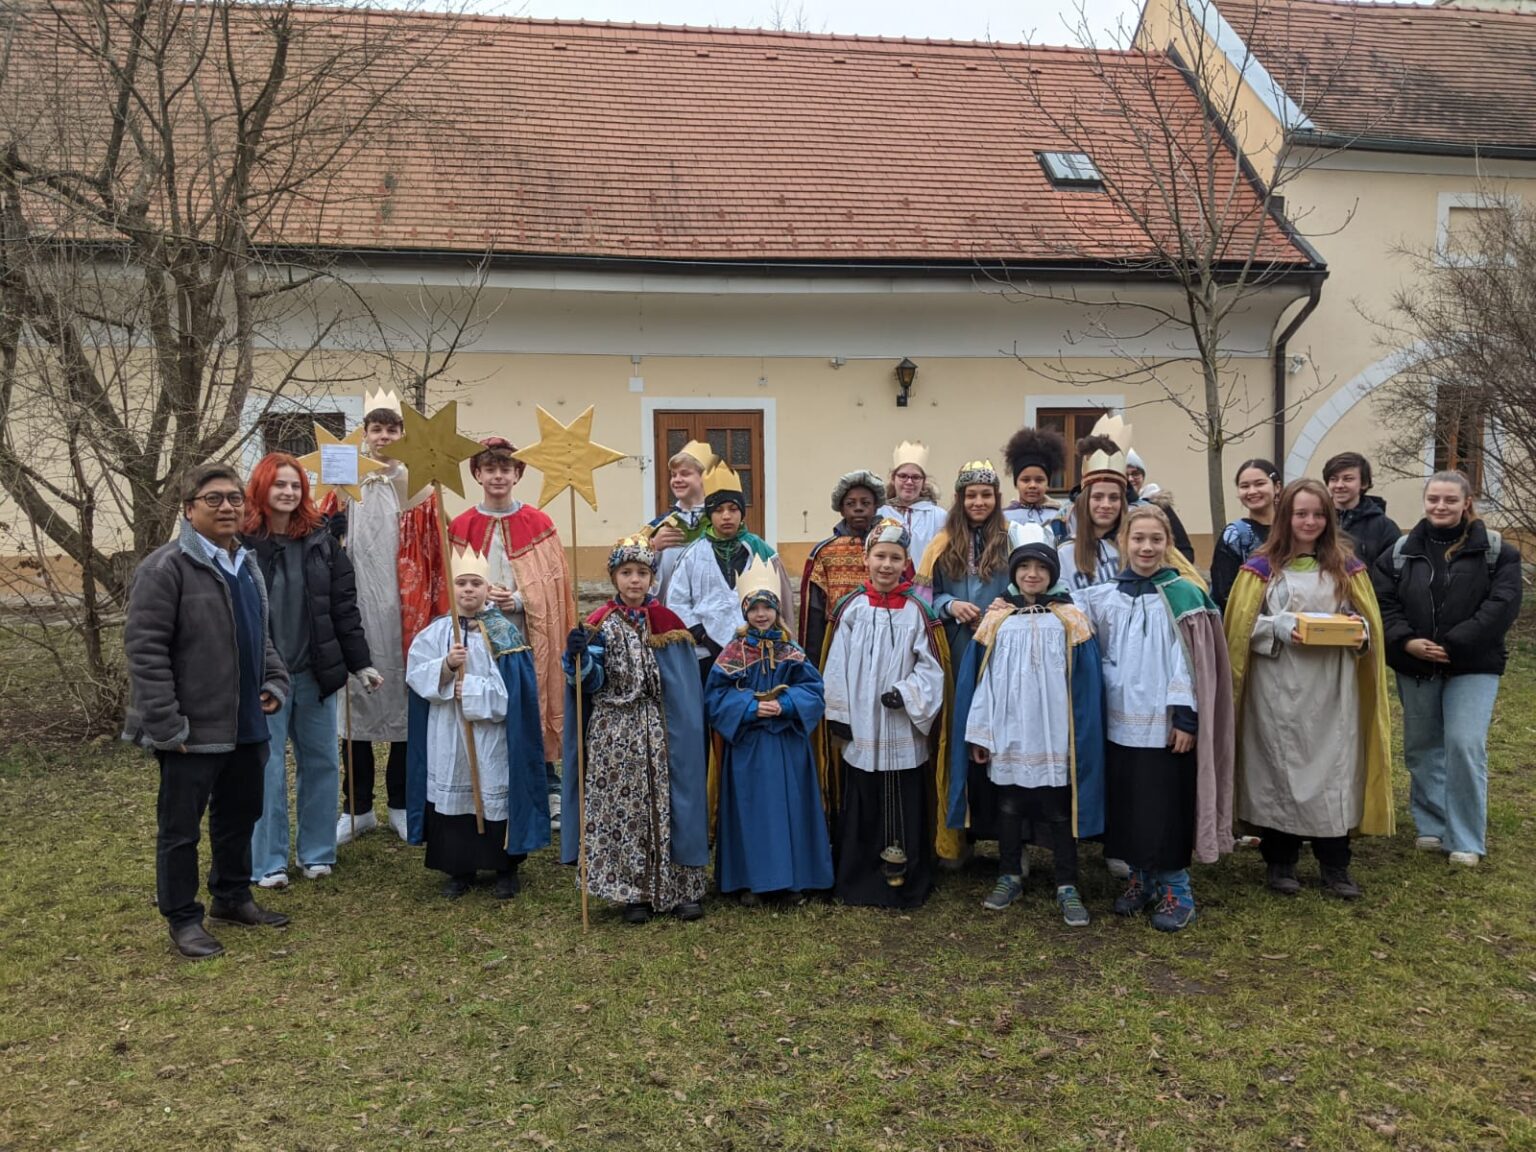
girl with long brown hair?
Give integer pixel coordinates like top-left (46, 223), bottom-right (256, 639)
top-left (1057, 435), bottom-right (1127, 591)
top-left (1223, 479), bottom-right (1394, 900)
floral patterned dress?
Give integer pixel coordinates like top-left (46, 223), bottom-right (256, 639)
top-left (581, 610), bottom-right (709, 909)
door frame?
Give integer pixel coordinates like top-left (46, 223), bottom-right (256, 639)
top-left (640, 397), bottom-right (778, 545)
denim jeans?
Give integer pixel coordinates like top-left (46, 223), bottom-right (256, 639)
top-left (251, 670), bottom-right (340, 876)
top-left (1396, 673), bottom-right (1500, 857)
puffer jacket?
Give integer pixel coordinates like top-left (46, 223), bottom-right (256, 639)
top-left (1339, 494), bottom-right (1400, 567)
top-left (1371, 518), bottom-right (1523, 678)
top-left (248, 529), bottom-right (371, 697)
top-left (122, 519), bottom-right (290, 753)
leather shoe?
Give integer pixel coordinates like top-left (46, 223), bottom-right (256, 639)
top-left (169, 921), bottom-right (225, 960)
top-left (208, 899), bottom-right (290, 928)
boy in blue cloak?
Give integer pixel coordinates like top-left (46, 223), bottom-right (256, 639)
top-left (707, 556), bottom-right (831, 905)
top-left (404, 547), bottom-right (551, 899)
top-left (948, 527), bottom-right (1106, 926)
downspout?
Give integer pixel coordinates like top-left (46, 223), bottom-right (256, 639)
top-left (1272, 276), bottom-right (1323, 470)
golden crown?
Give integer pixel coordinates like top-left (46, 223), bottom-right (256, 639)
top-left (363, 386), bottom-right (404, 417)
top-left (955, 459), bottom-right (1001, 489)
top-left (672, 439), bottom-right (719, 471)
top-left (736, 554), bottom-right (781, 609)
top-left (702, 462), bottom-right (744, 498)
top-left (450, 546), bottom-right (492, 582)
top-left (892, 440), bottom-right (930, 472)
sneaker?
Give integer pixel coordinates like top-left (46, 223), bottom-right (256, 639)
top-left (1056, 885), bottom-right (1090, 927)
top-left (548, 792), bottom-right (562, 832)
top-left (1150, 885), bottom-right (1196, 932)
top-left (300, 864), bottom-right (332, 880)
top-left (622, 902), bottom-right (651, 925)
top-left (1106, 857), bottom-right (1131, 880)
top-left (1415, 835), bottom-right (1444, 852)
top-left (1266, 862), bottom-right (1301, 896)
top-left (257, 870), bottom-right (289, 890)
top-left (336, 810), bottom-right (377, 845)
top-left (982, 874), bottom-right (1025, 912)
top-left (386, 807), bottom-right (408, 840)
top-left (441, 875), bottom-right (472, 900)
top-left (1448, 851), bottom-right (1480, 867)
top-left (1113, 870), bottom-right (1157, 916)
top-left (1320, 865), bottom-right (1362, 900)
top-left (493, 871), bottom-right (521, 900)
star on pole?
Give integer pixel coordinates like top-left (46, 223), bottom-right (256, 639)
top-left (387, 400), bottom-right (485, 501)
top-left (296, 423), bottom-right (386, 504)
top-left (512, 405), bottom-right (626, 510)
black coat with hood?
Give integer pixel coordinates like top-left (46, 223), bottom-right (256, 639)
top-left (1370, 518), bottom-right (1523, 679)
top-left (248, 528), bottom-right (372, 697)
top-left (1338, 494), bottom-right (1400, 568)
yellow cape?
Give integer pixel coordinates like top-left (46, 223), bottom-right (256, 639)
top-left (1223, 565), bottom-right (1395, 837)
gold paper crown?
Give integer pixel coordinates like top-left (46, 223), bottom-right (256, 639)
top-left (363, 386), bottom-right (404, 417)
top-left (450, 546), bottom-right (493, 582)
top-left (1082, 413), bottom-right (1131, 486)
top-left (672, 439), bottom-right (719, 470)
top-left (736, 554), bottom-right (781, 609)
top-left (955, 459), bottom-right (1001, 489)
top-left (702, 462), bottom-right (744, 499)
top-left (1089, 413), bottom-right (1133, 452)
top-left (892, 440), bottom-right (930, 472)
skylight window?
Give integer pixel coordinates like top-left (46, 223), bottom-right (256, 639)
top-left (1038, 151), bottom-right (1104, 190)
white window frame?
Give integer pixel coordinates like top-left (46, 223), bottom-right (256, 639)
top-left (1434, 191), bottom-right (1519, 268)
top-left (238, 391), bottom-right (364, 477)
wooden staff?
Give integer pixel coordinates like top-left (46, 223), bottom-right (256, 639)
top-left (431, 479), bottom-right (485, 834)
top-left (344, 687), bottom-right (356, 842)
top-left (571, 487), bottom-right (589, 932)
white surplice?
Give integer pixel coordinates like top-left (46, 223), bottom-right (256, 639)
top-left (965, 610), bottom-right (1072, 788)
top-left (822, 595), bottom-right (944, 773)
top-left (404, 616), bottom-right (510, 820)
top-left (1073, 581), bottom-right (1194, 748)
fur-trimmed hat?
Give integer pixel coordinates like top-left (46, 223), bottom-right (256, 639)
top-left (830, 469), bottom-right (886, 513)
top-left (1003, 427), bottom-right (1066, 482)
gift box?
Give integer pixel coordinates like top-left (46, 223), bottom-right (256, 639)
top-left (1295, 612), bottom-right (1365, 646)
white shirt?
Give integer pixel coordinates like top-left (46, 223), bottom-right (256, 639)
top-left (822, 595), bottom-right (945, 773)
top-left (195, 530), bottom-right (250, 576)
top-left (664, 536), bottom-right (752, 652)
top-left (877, 500), bottom-right (946, 575)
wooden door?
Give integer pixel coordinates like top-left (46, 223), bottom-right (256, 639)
top-left (1036, 406), bottom-right (1111, 492)
top-left (653, 409), bottom-right (766, 538)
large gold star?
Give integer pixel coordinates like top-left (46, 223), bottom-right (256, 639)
top-left (296, 423), bottom-right (386, 504)
top-left (512, 405), bottom-right (626, 510)
top-left (388, 400), bottom-right (484, 501)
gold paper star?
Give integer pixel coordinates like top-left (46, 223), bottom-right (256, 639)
top-left (296, 423), bottom-right (386, 504)
top-left (512, 405), bottom-right (626, 510)
top-left (387, 400), bottom-right (484, 501)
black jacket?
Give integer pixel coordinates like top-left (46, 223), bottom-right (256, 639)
top-left (249, 529), bottom-right (372, 697)
top-left (1371, 518), bottom-right (1523, 678)
top-left (1339, 495), bottom-right (1400, 568)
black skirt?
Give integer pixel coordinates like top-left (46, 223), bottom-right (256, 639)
top-left (424, 802), bottom-right (523, 876)
top-left (834, 760), bottom-right (934, 909)
top-left (1104, 742), bottom-right (1197, 872)
top-left (965, 760), bottom-right (1002, 842)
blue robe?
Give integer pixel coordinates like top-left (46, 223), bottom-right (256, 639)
top-left (946, 598), bottom-right (1107, 840)
top-left (706, 629), bottom-right (832, 894)
top-left (405, 610), bottom-right (552, 856)
top-left (559, 600), bottom-right (709, 869)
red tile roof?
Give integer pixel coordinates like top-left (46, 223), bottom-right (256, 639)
top-left (1212, 0), bottom-right (1536, 154)
top-left (5, 8), bottom-right (1315, 269)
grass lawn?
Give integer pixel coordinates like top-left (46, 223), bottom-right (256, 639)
top-left (3, 654), bottom-right (1534, 1151)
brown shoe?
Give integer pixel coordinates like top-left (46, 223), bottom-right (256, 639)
top-left (169, 921), bottom-right (225, 960)
top-left (208, 899), bottom-right (290, 928)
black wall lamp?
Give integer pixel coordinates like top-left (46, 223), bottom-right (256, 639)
top-left (894, 357), bottom-right (917, 407)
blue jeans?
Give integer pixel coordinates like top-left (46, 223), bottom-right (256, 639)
top-left (251, 670), bottom-right (341, 876)
top-left (1396, 673), bottom-right (1500, 857)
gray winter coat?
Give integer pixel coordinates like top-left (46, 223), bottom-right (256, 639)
top-left (122, 518), bottom-right (290, 754)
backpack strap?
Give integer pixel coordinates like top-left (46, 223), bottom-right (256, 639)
top-left (1393, 529), bottom-right (1501, 576)
top-left (1391, 534), bottom-right (1408, 576)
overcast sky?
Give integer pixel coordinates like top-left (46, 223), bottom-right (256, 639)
top-left (462, 0), bottom-right (1146, 46)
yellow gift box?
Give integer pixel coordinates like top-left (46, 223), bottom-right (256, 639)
top-left (1295, 612), bottom-right (1365, 646)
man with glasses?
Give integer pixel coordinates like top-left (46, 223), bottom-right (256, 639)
top-left (124, 464), bottom-right (291, 960)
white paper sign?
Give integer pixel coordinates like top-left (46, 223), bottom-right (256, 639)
top-left (319, 443), bottom-right (360, 486)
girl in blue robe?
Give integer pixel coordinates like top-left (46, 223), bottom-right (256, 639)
top-left (706, 572), bottom-right (831, 904)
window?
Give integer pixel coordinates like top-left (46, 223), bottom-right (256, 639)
top-left (1435, 192), bottom-right (1517, 267)
top-left (261, 410), bottom-right (345, 458)
top-left (1036, 406), bottom-right (1111, 492)
top-left (1433, 388), bottom-right (1485, 494)
top-left (1038, 151), bottom-right (1104, 190)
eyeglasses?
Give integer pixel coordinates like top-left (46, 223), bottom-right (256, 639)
top-left (192, 491), bottom-right (245, 509)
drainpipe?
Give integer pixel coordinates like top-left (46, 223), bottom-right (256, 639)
top-left (1272, 276), bottom-right (1324, 471)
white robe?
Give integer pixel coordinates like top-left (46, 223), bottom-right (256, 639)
top-left (965, 610), bottom-right (1072, 788)
top-left (1003, 503), bottom-right (1063, 529)
top-left (1073, 581), bottom-right (1194, 748)
top-left (404, 616), bottom-right (510, 820)
top-left (342, 464), bottom-right (409, 741)
top-left (664, 536), bottom-right (793, 653)
top-left (877, 500), bottom-right (946, 573)
top-left (822, 596), bottom-right (944, 773)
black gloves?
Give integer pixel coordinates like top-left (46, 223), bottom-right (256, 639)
top-left (565, 627), bottom-right (590, 659)
top-left (880, 689), bottom-right (905, 711)
top-left (828, 720), bottom-right (854, 742)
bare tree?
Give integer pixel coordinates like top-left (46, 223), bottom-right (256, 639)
top-left (0, 0), bottom-right (467, 733)
top-left (1376, 192), bottom-right (1536, 540)
top-left (996, 0), bottom-right (1365, 529)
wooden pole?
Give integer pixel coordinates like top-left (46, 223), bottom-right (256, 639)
top-left (572, 487), bottom-right (589, 932)
top-left (432, 480), bottom-right (485, 834)
top-left (344, 687), bottom-right (356, 842)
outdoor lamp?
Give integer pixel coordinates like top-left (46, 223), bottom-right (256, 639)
top-left (894, 357), bottom-right (917, 407)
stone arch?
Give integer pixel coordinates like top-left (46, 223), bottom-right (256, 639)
top-left (1284, 343), bottom-right (1428, 481)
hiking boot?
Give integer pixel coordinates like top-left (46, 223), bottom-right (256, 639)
top-left (1266, 863), bottom-right (1301, 896)
top-left (982, 874), bottom-right (1025, 912)
top-left (1150, 885), bottom-right (1196, 932)
top-left (1113, 870), bottom-right (1156, 916)
top-left (1056, 885), bottom-right (1090, 927)
top-left (1320, 865), bottom-right (1362, 900)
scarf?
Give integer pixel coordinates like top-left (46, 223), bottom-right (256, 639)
top-left (863, 580), bottom-right (914, 609)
